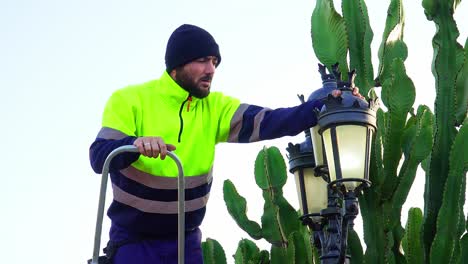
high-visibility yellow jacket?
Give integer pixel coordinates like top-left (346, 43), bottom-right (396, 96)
top-left (90, 71), bottom-right (322, 238)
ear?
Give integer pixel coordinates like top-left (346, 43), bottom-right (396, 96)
top-left (169, 69), bottom-right (177, 79)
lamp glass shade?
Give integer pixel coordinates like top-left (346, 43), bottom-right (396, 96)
top-left (310, 126), bottom-right (325, 166)
top-left (293, 167), bottom-right (328, 217)
top-left (322, 125), bottom-right (372, 190)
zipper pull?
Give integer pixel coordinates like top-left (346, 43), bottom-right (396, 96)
top-left (186, 96), bottom-right (192, 112)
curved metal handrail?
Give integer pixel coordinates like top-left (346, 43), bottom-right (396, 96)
top-left (90, 145), bottom-right (184, 264)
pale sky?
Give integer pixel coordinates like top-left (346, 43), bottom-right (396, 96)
top-left (1, 0), bottom-right (467, 263)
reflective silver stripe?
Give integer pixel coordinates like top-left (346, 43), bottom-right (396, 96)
top-left (249, 108), bottom-right (271, 142)
top-left (228, 103), bottom-right (249, 142)
top-left (112, 184), bottom-right (210, 214)
top-left (97, 127), bottom-right (128, 140)
top-left (120, 166), bottom-right (213, 190)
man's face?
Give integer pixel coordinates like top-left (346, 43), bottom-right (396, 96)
top-left (172, 56), bottom-right (218, 98)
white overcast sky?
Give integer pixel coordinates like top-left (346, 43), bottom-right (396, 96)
top-left (1, 0), bottom-right (467, 263)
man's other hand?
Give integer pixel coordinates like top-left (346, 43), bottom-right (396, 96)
top-left (134, 137), bottom-right (176, 160)
top-left (331, 87), bottom-right (364, 99)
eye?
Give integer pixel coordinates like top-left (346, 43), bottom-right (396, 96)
top-left (196, 57), bottom-right (217, 66)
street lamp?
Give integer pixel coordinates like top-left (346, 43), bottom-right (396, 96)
top-left (286, 63), bottom-right (340, 223)
top-left (309, 63), bottom-right (340, 169)
top-left (286, 64), bottom-right (378, 264)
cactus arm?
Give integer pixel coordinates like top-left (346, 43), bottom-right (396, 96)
top-left (254, 147), bottom-right (287, 189)
top-left (384, 231), bottom-right (396, 264)
top-left (451, 239), bottom-right (461, 264)
top-left (223, 179), bottom-right (263, 240)
top-left (422, 0), bottom-right (438, 20)
top-left (286, 231), bottom-right (311, 264)
top-left (258, 250), bottom-right (270, 264)
top-left (458, 233), bottom-right (468, 264)
top-left (255, 147), bottom-right (289, 245)
top-left (360, 193), bottom-right (386, 264)
top-left (360, 107), bottom-right (388, 263)
top-left (260, 191), bottom-right (287, 246)
top-left (270, 246), bottom-right (288, 264)
top-left (269, 154), bottom-right (302, 241)
top-left (255, 146), bottom-right (302, 248)
top-left (312, 246), bottom-right (320, 264)
top-left (380, 58), bottom-right (416, 200)
top-left (400, 113), bottom-right (417, 157)
top-left (341, 0), bottom-right (374, 95)
top-left (392, 106), bottom-right (433, 212)
top-left (202, 238), bottom-right (228, 264)
top-left (223, 146), bottom-right (310, 263)
top-left (299, 224), bottom-right (314, 264)
top-left (422, 0), bottom-right (461, 257)
top-left (430, 122), bottom-right (467, 263)
top-left (402, 208), bottom-right (424, 264)
top-left (452, 171), bottom-right (467, 263)
top-left (311, 0), bottom-right (349, 77)
top-left (376, 0), bottom-right (408, 84)
top-left (369, 109), bottom-right (386, 192)
top-left (455, 38), bottom-right (468, 126)
top-left (278, 203), bottom-right (302, 243)
top-left (391, 225), bottom-right (406, 264)
top-left (347, 229), bottom-right (364, 264)
top-left (234, 239), bottom-right (262, 264)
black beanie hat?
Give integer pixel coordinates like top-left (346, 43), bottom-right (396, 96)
top-left (165, 24), bottom-right (221, 72)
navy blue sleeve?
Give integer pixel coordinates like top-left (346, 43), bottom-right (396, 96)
top-left (258, 99), bottom-right (323, 140)
top-left (89, 136), bottom-right (141, 174)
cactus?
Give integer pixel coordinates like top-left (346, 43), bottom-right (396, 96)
top-left (347, 230), bottom-right (364, 264)
top-left (234, 239), bottom-right (270, 264)
top-left (311, 0), bottom-right (349, 80)
top-left (402, 208), bottom-right (424, 264)
top-left (202, 238), bottom-right (228, 264)
top-left (460, 231), bottom-right (468, 264)
top-left (311, 0), bottom-right (434, 262)
top-left (203, 0), bottom-right (466, 263)
top-left (421, 1), bottom-right (468, 263)
top-left (429, 118), bottom-right (467, 263)
top-left (341, 0), bottom-right (374, 96)
top-left (309, 0), bottom-right (467, 263)
top-left (223, 146), bottom-right (314, 264)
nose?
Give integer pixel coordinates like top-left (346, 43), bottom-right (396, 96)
top-left (205, 60), bottom-right (216, 74)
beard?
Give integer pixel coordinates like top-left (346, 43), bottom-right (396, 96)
top-left (174, 69), bottom-right (212, 99)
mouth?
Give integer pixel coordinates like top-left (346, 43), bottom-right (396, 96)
top-left (199, 76), bottom-right (212, 87)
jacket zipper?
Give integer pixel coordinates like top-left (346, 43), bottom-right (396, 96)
top-left (178, 95), bottom-right (192, 143)
top-left (186, 96), bottom-right (192, 112)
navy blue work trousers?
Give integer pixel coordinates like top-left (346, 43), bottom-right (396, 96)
top-left (112, 228), bottom-right (203, 264)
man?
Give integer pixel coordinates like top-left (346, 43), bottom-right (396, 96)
top-left (89, 24), bottom-right (358, 264)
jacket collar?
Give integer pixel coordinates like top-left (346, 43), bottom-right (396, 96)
top-left (158, 71), bottom-right (201, 108)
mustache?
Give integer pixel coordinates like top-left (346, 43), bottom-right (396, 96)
top-left (199, 75), bottom-right (213, 82)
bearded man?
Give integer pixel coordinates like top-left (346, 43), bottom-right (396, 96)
top-left (89, 24), bottom-right (352, 264)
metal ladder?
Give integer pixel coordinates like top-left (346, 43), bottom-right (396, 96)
top-left (89, 145), bottom-right (185, 264)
